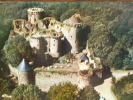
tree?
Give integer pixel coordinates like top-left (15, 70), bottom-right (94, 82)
top-left (60, 9), bottom-right (77, 22)
top-left (47, 82), bottom-right (78, 100)
top-left (0, 78), bottom-right (15, 100)
top-left (112, 75), bottom-right (133, 100)
top-left (0, 50), bottom-right (9, 78)
top-left (4, 35), bottom-right (33, 67)
top-left (0, 24), bottom-right (11, 50)
top-left (79, 85), bottom-right (100, 100)
top-left (11, 84), bottom-right (43, 100)
top-left (23, 85), bottom-right (42, 100)
top-left (107, 51), bottom-right (123, 69)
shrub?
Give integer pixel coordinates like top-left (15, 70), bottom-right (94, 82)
top-left (79, 85), bottom-right (100, 100)
top-left (0, 78), bottom-right (15, 100)
top-left (47, 82), bottom-right (78, 100)
top-left (11, 84), bottom-right (43, 100)
top-left (112, 75), bottom-right (133, 100)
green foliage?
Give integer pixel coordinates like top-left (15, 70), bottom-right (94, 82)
top-left (0, 44), bottom-right (3, 77)
top-left (111, 76), bottom-right (116, 85)
top-left (0, 25), bottom-right (11, 50)
top-left (11, 84), bottom-right (43, 100)
top-left (50, 71), bottom-right (69, 75)
top-left (79, 85), bottom-right (100, 100)
top-left (0, 50), bottom-right (8, 78)
top-left (78, 26), bottom-right (90, 52)
top-left (107, 52), bottom-right (123, 69)
top-left (58, 53), bottom-right (72, 63)
top-left (107, 49), bottom-right (130, 69)
top-left (0, 78), bottom-right (15, 100)
top-left (47, 82), bottom-right (78, 100)
top-left (60, 9), bottom-right (78, 22)
top-left (4, 35), bottom-right (33, 67)
top-left (23, 85), bottom-right (42, 100)
top-left (11, 84), bottom-right (26, 100)
top-left (58, 56), bottom-right (66, 63)
top-left (112, 75), bottom-right (133, 100)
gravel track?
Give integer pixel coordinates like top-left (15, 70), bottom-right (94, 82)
top-left (94, 70), bottom-right (133, 100)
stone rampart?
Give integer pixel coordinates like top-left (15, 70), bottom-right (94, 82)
top-left (35, 71), bottom-right (91, 92)
top-left (78, 62), bottom-right (90, 70)
top-left (36, 72), bottom-right (79, 92)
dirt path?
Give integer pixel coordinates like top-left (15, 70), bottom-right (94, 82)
top-left (94, 70), bottom-right (133, 100)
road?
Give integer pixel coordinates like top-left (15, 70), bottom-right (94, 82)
top-left (94, 70), bottom-right (133, 100)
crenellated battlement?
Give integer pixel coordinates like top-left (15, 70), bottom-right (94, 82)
top-left (27, 8), bottom-right (44, 12)
top-left (28, 8), bottom-right (44, 24)
top-left (63, 23), bottom-right (82, 27)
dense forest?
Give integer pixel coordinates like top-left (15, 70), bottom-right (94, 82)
top-left (1, 2), bottom-right (133, 70)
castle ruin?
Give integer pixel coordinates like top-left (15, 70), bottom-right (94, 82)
top-left (10, 8), bottom-right (82, 66)
top-left (9, 8), bottom-right (103, 91)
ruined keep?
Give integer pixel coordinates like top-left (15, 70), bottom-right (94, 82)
top-left (10, 8), bottom-right (82, 66)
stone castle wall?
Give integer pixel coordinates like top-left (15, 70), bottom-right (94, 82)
top-left (49, 19), bottom-right (82, 54)
top-left (18, 71), bottom-right (29, 85)
top-left (78, 62), bottom-right (90, 70)
top-left (30, 37), bottom-right (40, 51)
top-left (18, 70), bottom-right (34, 85)
top-left (8, 64), bottom-right (34, 85)
top-left (13, 19), bottom-right (27, 34)
top-left (44, 36), bottom-right (51, 52)
top-left (50, 37), bottom-right (60, 53)
top-left (30, 37), bottom-right (47, 66)
top-left (62, 26), bottom-right (79, 53)
top-left (35, 71), bottom-right (90, 92)
top-left (36, 18), bottom-right (82, 54)
top-left (78, 71), bottom-right (90, 89)
top-left (12, 11), bottom-right (82, 54)
top-left (30, 36), bottom-right (61, 58)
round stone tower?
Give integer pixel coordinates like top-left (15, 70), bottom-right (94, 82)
top-left (67, 26), bottom-right (79, 53)
top-left (62, 14), bottom-right (82, 54)
top-left (27, 8), bottom-right (44, 24)
top-left (78, 70), bottom-right (92, 89)
top-left (50, 36), bottom-right (61, 57)
top-left (17, 59), bottom-right (33, 85)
